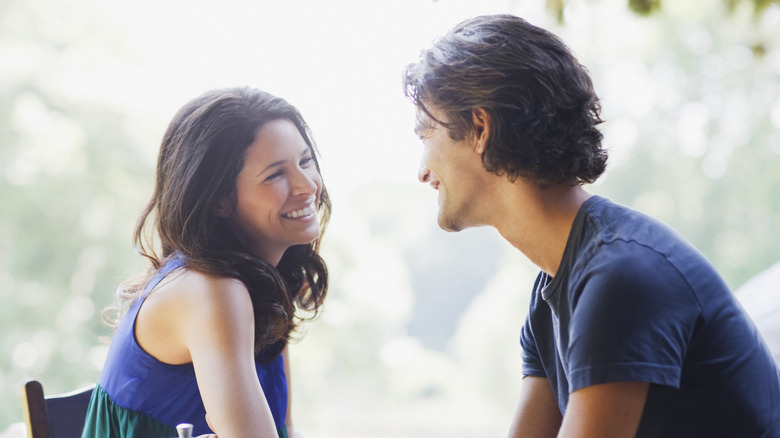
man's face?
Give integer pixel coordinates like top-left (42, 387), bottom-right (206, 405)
top-left (414, 105), bottom-right (493, 232)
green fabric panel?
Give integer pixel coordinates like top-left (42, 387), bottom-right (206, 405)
top-left (82, 384), bottom-right (287, 437)
top-left (80, 384), bottom-right (176, 438)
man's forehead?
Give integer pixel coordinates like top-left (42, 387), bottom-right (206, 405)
top-left (415, 105), bottom-right (448, 129)
top-left (414, 110), bottom-right (434, 128)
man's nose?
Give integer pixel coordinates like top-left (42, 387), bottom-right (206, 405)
top-left (417, 160), bottom-right (431, 183)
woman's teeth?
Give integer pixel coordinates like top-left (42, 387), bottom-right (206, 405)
top-left (283, 206), bottom-right (314, 218)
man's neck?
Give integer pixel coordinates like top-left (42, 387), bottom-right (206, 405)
top-left (491, 181), bottom-right (591, 277)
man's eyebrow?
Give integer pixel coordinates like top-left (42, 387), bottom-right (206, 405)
top-left (413, 121), bottom-right (425, 136)
top-left (414, 116), bottom-right (433, 136)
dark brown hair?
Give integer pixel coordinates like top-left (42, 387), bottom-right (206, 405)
top-left (403, 14), bottom-right (607, 187)
top-left (118, 87), bottom-right (330, 359)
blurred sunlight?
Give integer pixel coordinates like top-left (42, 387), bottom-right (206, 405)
top-left (2, 0), bottom-right (779, 437)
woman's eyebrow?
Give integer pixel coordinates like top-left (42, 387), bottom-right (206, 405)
top-left (256, 160), bottom-right (285, 178)
top-left (257, 149), bottom-right (312, 176)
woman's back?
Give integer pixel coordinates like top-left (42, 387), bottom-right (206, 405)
top-left (81, 257), bottom-right (289, 438)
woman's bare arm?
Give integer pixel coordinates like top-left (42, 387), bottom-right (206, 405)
top-left (174, 273), bottom-right (278, 438)
top-left (283, 347), bottom-right (301, 437)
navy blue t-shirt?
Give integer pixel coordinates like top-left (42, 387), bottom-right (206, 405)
top-left (520, 196), bottom-right (780, 437)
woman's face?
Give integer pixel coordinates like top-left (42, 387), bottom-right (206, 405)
top-left (227, 118), bottom-right (323, 265)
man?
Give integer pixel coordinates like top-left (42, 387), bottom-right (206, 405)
top-left (403, 14), bottom-right (780, 437)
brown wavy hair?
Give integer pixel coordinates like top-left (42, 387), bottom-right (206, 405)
top-left (403, 14), bottom-right (607, 187)
top-left (113, 87), bottom-right (330, 359)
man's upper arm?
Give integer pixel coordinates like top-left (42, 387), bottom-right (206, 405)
top-left (568, 246), bottom-right (698, 391)
top-left (508, 376), bottom-right (562, 438)
top-left (557, 381), bottom-right (649, 438)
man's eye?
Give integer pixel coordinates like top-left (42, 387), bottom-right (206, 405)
top-left (415, 126), bottom-right (431, 141)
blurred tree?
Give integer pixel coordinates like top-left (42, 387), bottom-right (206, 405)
top-left (0, 0), bottom-right (152, 428)
top-left (581, 1), bottom-right (780, 290)
top-left (1, 0), bottom-right (779, 434)
top-left (628, 0), bottom-right (662, 16)
top-left (725, 0), bottom-right (779, 16)
top-left (547, 0), bottom-right (779, 22)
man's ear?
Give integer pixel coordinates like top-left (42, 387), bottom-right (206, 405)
top-left (471, 108), bottom-right (491, 154)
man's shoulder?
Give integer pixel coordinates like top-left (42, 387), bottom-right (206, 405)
top-left (574, 197), bottom-right (728, 297)
top-left (582, 196), bottom-right (659, 234)
top-left (580, 196), bottom-right (692, 257)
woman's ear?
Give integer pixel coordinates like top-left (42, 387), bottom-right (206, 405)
top-left (215, 196), bottom-right (234, 218)
top-left (471, 108), bottom-right (491, 154)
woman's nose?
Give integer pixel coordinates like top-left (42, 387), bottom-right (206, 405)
top-left (292, 169), bottom-right (320, 195)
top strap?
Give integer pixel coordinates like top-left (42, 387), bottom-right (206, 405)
top-left (138, 257), bottom-right (186, 301)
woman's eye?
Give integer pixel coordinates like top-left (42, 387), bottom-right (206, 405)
top-left (301, 156), bottom-right (314, 166)
top-left (265, 171), bottom-right (283, 182)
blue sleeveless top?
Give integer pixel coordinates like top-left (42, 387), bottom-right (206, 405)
top-left (81, 258), bottom-right (288, 437)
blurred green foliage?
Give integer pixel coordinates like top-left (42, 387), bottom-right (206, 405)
top-left (548, 0), bottom-right (780, 21)
top-left (628, 0), bottom-right (662, 16)
top-left (1, 0), bottom-right (779, 435)
top-left (582, 1), bottom-right (780, 290)
top-left (0, 0), bottom-right (152, 425)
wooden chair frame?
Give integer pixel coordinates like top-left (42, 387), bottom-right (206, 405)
top-left (21, 380), bottom-right (95, 438)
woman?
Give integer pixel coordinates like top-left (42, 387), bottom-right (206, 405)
top-left (81, 87), bottom-right (331, 438)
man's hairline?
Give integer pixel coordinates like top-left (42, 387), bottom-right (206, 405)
top-left (415, 100), bottom-right (480, 142)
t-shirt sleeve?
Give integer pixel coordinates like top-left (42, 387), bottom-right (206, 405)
top-left (520, 314), bottom-right (546, 378)
top-left (566, 242), bottom-right (701, 392)
top-left (520, 274), bottom-right (548, 378)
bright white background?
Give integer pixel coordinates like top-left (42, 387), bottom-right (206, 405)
top-left (2, 0), bottom-right (779, 437)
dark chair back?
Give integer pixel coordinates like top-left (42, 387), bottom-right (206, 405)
top-left (21, 380), bottom-right (95, 438)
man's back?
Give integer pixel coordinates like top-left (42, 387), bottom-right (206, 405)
top-left (404, 13), bottom-right (780, 436)
top-left (521, 196), bottom-right (780, 437)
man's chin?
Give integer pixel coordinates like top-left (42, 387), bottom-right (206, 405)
top-left (437, 214), bottom-right (464, 233)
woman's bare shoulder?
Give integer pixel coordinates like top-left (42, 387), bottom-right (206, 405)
top-left (136, 268), bottom-right (253, 363)
top-left (149, 268), bottom-right (250, 308)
